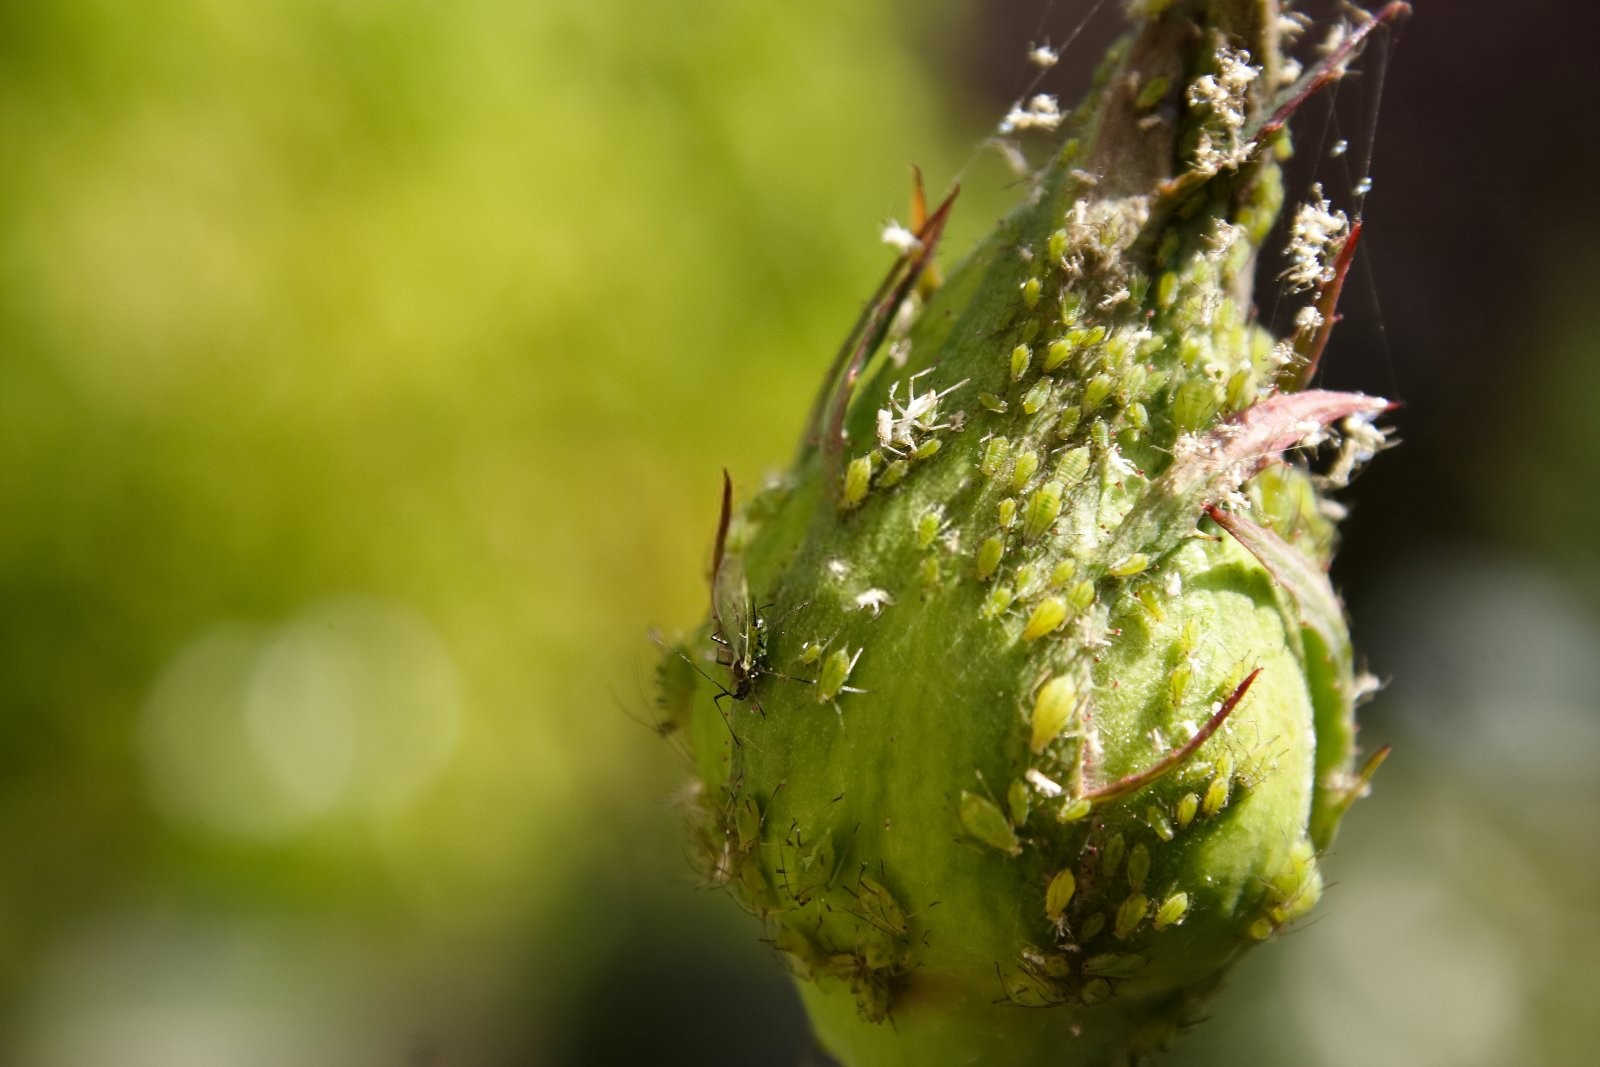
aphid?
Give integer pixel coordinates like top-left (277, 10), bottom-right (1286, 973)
top-left (1022, 379), bottom-right (1052, 415)
top-left (1127, 843), bottom-right (1151, 891)
top-left (959, 790), bottom-right (1021, 855)
top-left (816, 647), bottom-right (864, 704)
top-left (1176, 791), bottom-right (1199, 829)
top-left (1010, 343), bottom-right (1032, 381)
top-left (1079, 913), bottom-right (1107, 942)
top-left (1030, 675), bottom-right (1081, 751)
top-left (1007, 779), bottom-right (1031, 827)
top-left (1023, 481), bottom-right (1063, 540)
top-left (1153, 891), bottom-right (1189, 931)
top-left (997, 497), bottom-right (1018, 529)
top-left (1055, 445), bottom-right (1091, 485)
top-left (1010, 449), bottom-right (1040, 492)
top-left (1107, 553), bottom-right (1149, 578)
top-left (710, 471), bottom-right (766, 702)
top-left (1058, 796), bottom-right (1091, 822)
top-left (1114, 893), bottom-right (1149, 940)
top-left (979, 436), bottom-right (1011, 479)
top-left (841, 455), bottom-right (873, 509)
top-left (1101, 833), bottom-right (1127, 878)
top-left (1045, 869), bottom-right (1076, 923)
top-left (976, 535), bottom-right (1006, 581)
top-left (1022, 597), bottom-right (1068, 642)
top-left (1083, 952), bottom-right (1143, 979)
top-left (980, 584), bottom-right (1016, 620)
top-left (1021, 276), bottom-right (1043, 308)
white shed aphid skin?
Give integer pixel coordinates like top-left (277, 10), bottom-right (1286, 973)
top-left (875, 368), bottom-right (970, 456)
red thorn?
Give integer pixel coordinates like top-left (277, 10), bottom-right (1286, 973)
top-left (1086, 668), bottom-right (1263, 804)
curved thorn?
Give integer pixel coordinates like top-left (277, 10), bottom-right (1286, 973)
top-left (818, 187), bottom-right (959, 504)
top-left (1086, 668), bottom-right (1262, 805)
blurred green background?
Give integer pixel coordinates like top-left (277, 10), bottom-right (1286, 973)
top-left (1, 2), bottom-right (1595, 1064)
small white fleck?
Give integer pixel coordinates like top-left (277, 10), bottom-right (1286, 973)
top-left (1025, 768), bottom-right (1064, 797)
top-left (881, 220), bottom-right (921, 254)
top-left (1330, 138), bottom-right (1349, 158)
top-left (855, 588), bottom-right (894, 616)
top-left (827, 559), bottom-right (851, 579)
top-left (1027, 43), bottom-right (1059, 69)
top-left (1164, 570), bottom-right (1182, 598)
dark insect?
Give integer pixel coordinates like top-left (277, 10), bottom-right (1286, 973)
top-left (709, 468), bottom-right (765, 702)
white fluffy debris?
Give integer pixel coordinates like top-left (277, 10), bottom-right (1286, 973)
top-left (1186, 45), bottom-right (1260, 174)
top-left (854, 588), bottom-right (894, 616)
top-left (1028, 43), bottom-right (1060, 69)
top-left (1000, 94), bottom-right (1064, 134)
top-left (1280, 184), bottom-right (1350, 293)
top-left (880, 220), bottom-right (921, 254)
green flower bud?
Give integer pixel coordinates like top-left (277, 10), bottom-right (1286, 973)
top-left (663, 2), bottom-right (1407, 1063)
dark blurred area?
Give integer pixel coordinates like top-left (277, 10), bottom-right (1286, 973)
top-left (0, 2), bottom-right (1594, 1065)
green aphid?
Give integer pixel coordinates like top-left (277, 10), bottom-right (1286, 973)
top-left (1054, 405), bottom-right (1083, 439)
top-left (918, 555), bottom-right (941, 590)
top-left (1022, 379), bottom-right (1052, 415)
top-left (1067, 579), bottom-right (1096, 613)
top-left (877, 458), bottom-right (909, 488)
top-left (1010, 344), bottom-right (1032, 382)
top-left (1147, 805), bottom-right (1175, 842)
top-left (978, 391), bottom-right (1009, 414)
top-left (1080, 913), bottom-right (1107, 942)
top-left (1022, 597), bottom-right (1068, 642)
top-left (1153, 891), bottom-right (1189, 931)
top-left (1045, 868), bottom-right (1076, 923)
top-left (1168, 661), bottom-right (1192, 709)
top-left (798, 640), bottom-right (825, 666)
top-left (959, 790), bottom-right (1021, 856)
top-left (857, 875), bottom-right (909, 937)
top-left (1114, 894), bottom-right (1150, 940)
top-left (1134, 72), bottom-right (1170, 110)
top-left (1082, 374), bottom-right (1115, 412)
top-left (816, 647), bottom-right (861, 704)
top-left (1083, 952), bottom-right (1144, 979)
top-left (841, 455), bottom-right (873, 510)
top-left (1048, 559), bottom-right (1077, 588)
top-left (913, 437), bottom-right (942, 461)
top-left (1155, 270), bottom-right (1179, 308)
top-left (1108, 553), bottom-right (1149, 577)
top-left (1127, 843), bottom-right (1151, 891)
top-left (1047, 228), bottom-right (1068, 263)
top-left (1012, 563), bottom-right (1039, 594)
top-left (1010, 449), bottom-right (1040, 492)
top-left (1081, 978), bottom-right (1112, 1004)
top-left (1043, 338), bottom-right (1072, 372)
top-left (1201, 768), bottom-right (1231, 819)
top-left (997, 497), bottom-right (1018, 529)
top-left (915, 508), bottom-right (942, 549)
top-left (735, 795), bottom-right (763, 853)
top-left (1058, 796), bottom-right (1091, 822)
top-left (1089, 419), bottom-right (1111, 451)
top-left (1176, 792), bottom-right (1200, 829)
top-left (1023, 481), bottom-right (1063, 540)
top-left (1173, 379), bottom-right (1221, 433)
top-left (980, 436), bottom-right (1010, 479)
top-left (981, 583), bottom-right (1016, 619)
top-left (1021, 276), bottom-right (1043, 309)
top-left (1056, 445), bottom-right (1091, 485)
top-left (976, 535), bottom-right (1006, 581)
top-left (1101, 833), bottom-right (1127, 878)
top-left (1007, 779), bottom-right (1031, 827)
